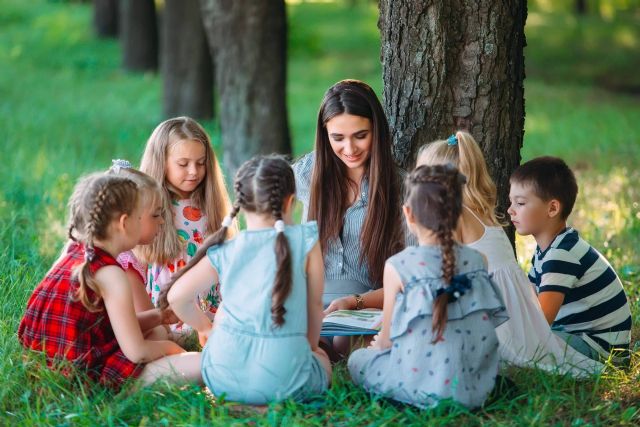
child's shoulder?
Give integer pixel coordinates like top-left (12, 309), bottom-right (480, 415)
top-left (539, 227), bottom-right (585, 263)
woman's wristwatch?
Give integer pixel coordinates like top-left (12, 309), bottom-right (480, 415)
top-left (353, 294), bottom-right (365, 310)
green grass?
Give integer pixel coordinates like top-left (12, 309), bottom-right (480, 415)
top-left (1, 0), bottom-right (640, 424)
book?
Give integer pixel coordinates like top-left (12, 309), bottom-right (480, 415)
top-left (321, 309), bottom-right (382, 337)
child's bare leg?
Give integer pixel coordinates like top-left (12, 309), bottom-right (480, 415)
top-left (138, 352), bottom-right (203, 386)
top-left (313, 347), bottom-right (332, 386)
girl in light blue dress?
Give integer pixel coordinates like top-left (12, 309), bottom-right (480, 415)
top-left (159, 155), bottom-right (331, 404)
top-left (348, 164), bottom-right (508, 409)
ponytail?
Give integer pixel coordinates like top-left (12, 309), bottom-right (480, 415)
top-left (269, 182), bottom-right (292, 327)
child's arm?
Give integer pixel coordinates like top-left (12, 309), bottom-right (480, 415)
top-left (168, 256), bottom-right (220, 337)
top-left (96, 266), bottom-right (184, 363)
top-left (538, 291), bottom-right (565, 325)
top-left (125, 269), bottom-right (155, 312)
top-left (306, 242), bottom-right (325, 351)
top-left (369, 263), bottom-right (402, 350)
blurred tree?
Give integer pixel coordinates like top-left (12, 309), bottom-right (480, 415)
top-left (120, 0), bottom-right (158, 72)
top-left (93, 0), bottom-right (118, 38)
top-left (200, 0), bottom-right (291, 174)
top-left (576, 0), bottom-right (588, 15)
top-left (162, 0), bottom-right (214, 119)
top-left (379, 0), bottom-right (527, 234)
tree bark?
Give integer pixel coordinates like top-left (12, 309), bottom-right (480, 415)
top-left (93, 0), bottom-right (118, 38)
top-left (161, 0), bottom-right (214, 119)
top-left (120, 0), bottom-right (158, 72)
top-left (199, 0), bottom-right (291, 175)
top-left (379, 0), bottom-right (526, 235)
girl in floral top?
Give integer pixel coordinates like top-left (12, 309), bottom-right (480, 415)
top-left (137, 117), bottom-right (233, 328)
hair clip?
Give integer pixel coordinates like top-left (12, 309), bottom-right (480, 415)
top-left (84, 247), bottom-right (95, 262)
top-left (221, 215), bottom-right (233, 228)
top-left (447, 134), bottom-right (458, 146)
top-left (111, 159), bottom-right (132, 174)
top-left (274, 219), bottom-right (285, 233)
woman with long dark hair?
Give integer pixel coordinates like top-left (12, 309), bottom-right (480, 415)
top-left (293, 79), bottom-right (406, 314)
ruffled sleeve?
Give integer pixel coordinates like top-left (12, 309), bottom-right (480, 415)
top-left (206, 244), bottom-right (224, 276)
top-left (390, 270), bottom-right (508, 340)
top-left (301, 221), bottom-right (319, 255)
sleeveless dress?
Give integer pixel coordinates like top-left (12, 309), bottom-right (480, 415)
top-left (463, 207), bottom-right (603, 375)
top-left (18, 242), bottom-right (144, 388)
top-left (201, 222), bottom-right (328, 404)
top-left (348, 244), bottom-right (508, 409)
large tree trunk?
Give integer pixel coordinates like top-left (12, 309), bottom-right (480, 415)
top-left (120, 0), bottom-right (158, 72)
top-left (379, 0), bottom-right (526, 235)
top-left (162, 0), bottom-right (214, 119)
top-left (199, 0), bottom-right (291, 175)
top-left (93, 0), bottom-right (118, 38)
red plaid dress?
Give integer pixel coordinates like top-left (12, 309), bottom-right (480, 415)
top-left (18, 242), bottom-right (144, 388)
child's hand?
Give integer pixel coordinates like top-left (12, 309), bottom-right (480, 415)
top-left (323, 296), bottom-right (355, 316)
top-left (369, 333), bottom-right (391, 350)
top-left (160, 308), bottom-right (181, 325)
top-left (198, 326), bottom-right (213, 347)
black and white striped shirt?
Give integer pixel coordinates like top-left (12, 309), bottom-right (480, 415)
top-left (529, 227), bottom-right (631, 356)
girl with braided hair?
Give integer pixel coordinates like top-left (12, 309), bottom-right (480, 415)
top-left (18, 173), bottom-right (202, 389)
top-left (160, 155), bottom-right (331, 405)
top-left (417, 132), bottom-right (602, 375)
top-left (348, 164), bottom-right (508, 409)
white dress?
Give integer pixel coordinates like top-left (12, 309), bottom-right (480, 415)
top-left (463, 207), bottom-right (603, 376)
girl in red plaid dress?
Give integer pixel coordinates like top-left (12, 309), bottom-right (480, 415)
top-left (18, 173), bottom-right (202, 389)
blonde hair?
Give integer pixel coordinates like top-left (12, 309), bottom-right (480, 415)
top-left (67, 173), bottom-right (139, 311)
top-left (417, 130), bottom-right (501, 225)
top-left (139, 117), bottom-right (233, 264)
top-left (106, 164), bottom-right (164, 263)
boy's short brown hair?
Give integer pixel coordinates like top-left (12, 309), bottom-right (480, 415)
top-left (510, 156), bottom-right (578, 219)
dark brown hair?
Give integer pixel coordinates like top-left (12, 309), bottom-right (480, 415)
top-left (405, 164), bottom-right (466, 342)
top-left (68, 173), bottom-right (139, 311)
top-left (158, 155), bottom-right (295, 327)
top-left (309, 79), bottom-right (404, 287)
top-left (510, 156), bottom-right (578, 219)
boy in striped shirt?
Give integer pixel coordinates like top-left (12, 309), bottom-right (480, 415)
top-left (508, 156), bottom-right (631, 365)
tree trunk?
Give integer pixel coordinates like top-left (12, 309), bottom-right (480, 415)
top-left (575, 0), bottom-right (588, 15)
top-left (120, 0), bottom-right (158, 72)
top-left (199, 0), bottom-right (291, 175)
top-left (379, 0), bottom-right (526, 238)
top-left (93, 0), bottom-right (118, 38)
top-left (161, 0), bottom-right (214, 119)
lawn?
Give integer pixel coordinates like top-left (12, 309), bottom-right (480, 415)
top-left (1, 0), bottom-right (639, 425)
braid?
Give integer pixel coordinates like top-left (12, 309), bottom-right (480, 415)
top-left (270, 178), bottom-right (292, 327)
top-left (71, 176), bottom-right (139, 312)
top-left (405, 164), bottom-right (466, 343)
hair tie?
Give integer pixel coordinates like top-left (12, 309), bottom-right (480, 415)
top-left (111, 159), bottom-right (132, 174)
top-left (274, 220), bottom-right (285, 233)
top-left (221, 215), bottom-right (233, 228)
top-left (447, 135), bottom-right (458, 146)
top-left (84, 247), bottom-right (95, 262)
top-left (435, 274), bottom-right (472, 302)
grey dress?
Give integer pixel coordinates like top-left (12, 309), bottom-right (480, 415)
top-left (348, 244), bottom-right (508, 409)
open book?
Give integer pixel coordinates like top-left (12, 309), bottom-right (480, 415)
top-left (321, 309), bottom-right (382, 337)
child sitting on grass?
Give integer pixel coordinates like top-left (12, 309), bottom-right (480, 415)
top-left (509, 156), bottom-right (632, 366)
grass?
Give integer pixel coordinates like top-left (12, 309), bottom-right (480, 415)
top-left (1, 0), bottom-right (639, 424)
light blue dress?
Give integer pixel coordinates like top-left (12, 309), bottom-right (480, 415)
top-left (201, 222), bottom-right (328, 404)
top-left (348, 244), bottom-right (508, 409)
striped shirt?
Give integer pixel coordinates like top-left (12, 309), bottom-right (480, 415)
top-left (529, 227), bottom-right (631, 357)
top-left (293, 152), bottom-right (376, 289)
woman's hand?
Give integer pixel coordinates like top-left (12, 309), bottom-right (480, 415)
top-left (323, 296), bottom-right (355, 316)
top-left (368, 333), bottom-right (392, 350)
